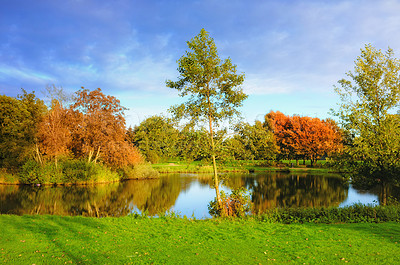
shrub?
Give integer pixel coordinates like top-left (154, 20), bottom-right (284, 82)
top-left (258, 204), bottom-right (400, 224)
top-left (209, 187), bottom-right (252, 218)
top-left (19, 160), bottom-right (43, 184)
top-left (18, 159), bottom-right (121, 184)
top-left (119, 164), bottom-right (159, 179)
top-left (62, 159), bottom-right (91, 183)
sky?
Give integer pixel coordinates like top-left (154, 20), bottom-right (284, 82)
top-left (2, 0), bottom-right (400, 127)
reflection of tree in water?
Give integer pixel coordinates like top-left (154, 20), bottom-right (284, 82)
top-left (135, 175), bottom-right (192, 215)
top-left (0, 176), bottom-right (192, 217)
top-left (2, 173), bottom-right (397, 217)
top-left (363, 182), bottom-right (400, 205)
top-left (222, 173), bottom-right (349, 214)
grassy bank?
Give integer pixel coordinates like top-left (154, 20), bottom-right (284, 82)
top-left (152, 160), bottom-right (332, 174)
top-left (1, 215), bottom-right (399, 264)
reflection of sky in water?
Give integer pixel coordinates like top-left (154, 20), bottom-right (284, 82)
top-left (339, 184), bottom-right (379, 207)
top-left (171, 182), bottom-right (231, 219)
top-left (172, 181), bottom-right (380, 218)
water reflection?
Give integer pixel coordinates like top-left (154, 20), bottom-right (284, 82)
top-left (0, 172), bottom-right (395, 218)
top-left (222, 173), bottom-right (349, 213)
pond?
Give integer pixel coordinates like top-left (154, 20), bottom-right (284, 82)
top-left (0, 172), bottom-right (396, 219)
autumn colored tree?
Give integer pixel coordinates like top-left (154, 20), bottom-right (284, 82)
top-left (38, 99), bottom-right (71, 167)
top-left (70, 88), bottom-right (142, 168)
top-left (290, 116), bottom-right (342, 167)
top-left (266, 111), bottom-right (342, 166)
top-left (264, 111), bottom-right (296, 161)
top-left (166, 29), bottom-right (247, 209)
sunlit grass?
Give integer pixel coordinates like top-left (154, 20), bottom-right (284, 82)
top-left (152, 159), bottom-right (331, 173)
top-left (1, 215), bottom-right (399, 264)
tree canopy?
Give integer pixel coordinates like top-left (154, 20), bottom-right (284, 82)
top-left (266, 111), bottom-right (342, 166)
top-left (0, 90), bottom-right (46, 168)
top-left (333, 44), bottom-right (400, 187)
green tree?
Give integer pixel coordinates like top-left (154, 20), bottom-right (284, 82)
top-left (177, 126), bottom-right (210, 163)
top-left (227, 121), bottom-right (277, 161)
top-left (333, 44), bottom-right (400, 193)
top-left (0, 90), bottom-right (46, 168)
top-left (166, 29), bottom-right (247, 208)
top-left (132, 115), bottom-right (180, 163)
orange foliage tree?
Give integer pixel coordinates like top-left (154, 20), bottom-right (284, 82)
top-left (38, 100), bottom-right (71, 167)
top-left (291, 116), bottom-right (342, 166)
top-left (264, 111), bottom-right (297, 161)
top-left (266, 111), bottom-right (342, 166)
top-left (69, 88), bottom-right (142, 168)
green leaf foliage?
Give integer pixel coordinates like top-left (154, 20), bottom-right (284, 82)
top-left (332, 44), bottom-right (400, 187)
top-left (132, 115), bottom-right (180, 163)
top-left (166, 28), bottom-right (247, 126)
top-left (0, 90), bottom-right (46, 168)
top-left (226, 121), bottom-right (277, 161)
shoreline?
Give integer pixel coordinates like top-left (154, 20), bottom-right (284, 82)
top-left (0, 164), bottom-right (341, 185)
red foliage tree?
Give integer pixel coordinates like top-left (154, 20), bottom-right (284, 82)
top-left (69, 88), bottom-right (143, 168)
top-left (265, 111), bottom-right (297, 160)
top-left (266, 111), bottom-right (342, 166)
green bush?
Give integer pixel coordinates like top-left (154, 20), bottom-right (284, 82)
top-left (18, 159), bottom-right (121, 184)
top-left (61, 159), bottom-right (92, 182)
top-left (19, 160), bottom-right (42, 184)
top-left (119, 164), bottom-right (159, 179)
top-left (258, 204), bottom-right (400, 224)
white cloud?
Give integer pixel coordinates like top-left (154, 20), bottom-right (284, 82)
top-left (0, 65), bottom-right (55, 84)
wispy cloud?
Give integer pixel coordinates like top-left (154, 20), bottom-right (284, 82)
top-left (2, 0), bottom-right (400, 124)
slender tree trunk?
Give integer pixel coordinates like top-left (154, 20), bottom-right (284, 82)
top-left (206, 90), bottom-right (223, 214)
top-left (93, 146), bottom-right (101, 164)
top-left (209, 115), bottom-right (222, 210)
top-left (380, 181), bottom-right (388, 206)
top-left (35, 144), bottom-right (43, 165)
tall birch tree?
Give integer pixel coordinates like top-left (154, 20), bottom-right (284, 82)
top-left (166, 29), bottom-right (247, 209)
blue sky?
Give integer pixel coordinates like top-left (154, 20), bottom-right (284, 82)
top-left (2, 0), bottom-right (400, 127)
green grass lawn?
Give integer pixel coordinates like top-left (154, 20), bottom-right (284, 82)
top-left (1, 215), bottom-right (399, 264)
top-left (152, 160), bottom-right (332, 174)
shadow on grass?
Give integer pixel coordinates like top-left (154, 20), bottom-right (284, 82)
top-left (3, 215), bottom-right (108, 263)
top-left (334, 222), bottom-right (400, 244)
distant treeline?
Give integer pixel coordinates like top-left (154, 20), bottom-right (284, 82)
top-left (129, 112), bottom-right (342, 166)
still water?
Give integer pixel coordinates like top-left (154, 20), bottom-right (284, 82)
top-left (0, 172), bottom-right (394, 219)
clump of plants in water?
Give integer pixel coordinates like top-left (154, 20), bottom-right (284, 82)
top-left (208, 187), bottom-right (253, 217)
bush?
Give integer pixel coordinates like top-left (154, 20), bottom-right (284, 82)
top-left (119, 164), bottom-right (159, 179)
top-left (258, 204), bottom-right (400, 224)
top-left (18, 159), bottom-right (121, 184)
top-left (19, 160), bottom-right (44, 184)
top-left (209, 187), bottom-right (252, 218)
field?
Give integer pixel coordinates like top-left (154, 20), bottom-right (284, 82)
top-left (1, 215), bottom-right (399, 264)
